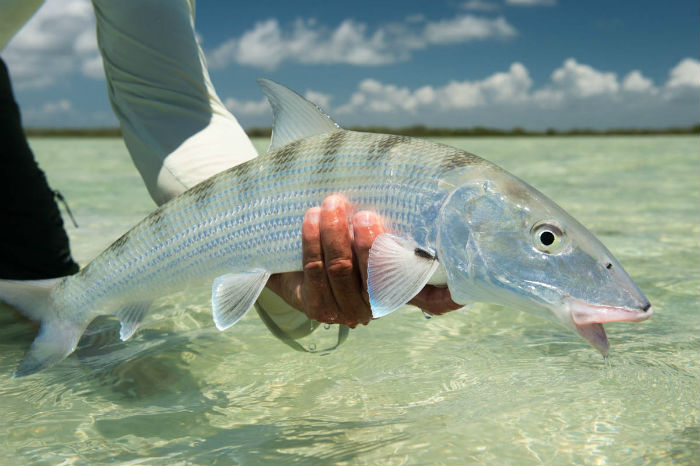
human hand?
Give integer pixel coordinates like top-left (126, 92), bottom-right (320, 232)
top-left (266, 195), bottom-right (461, 328)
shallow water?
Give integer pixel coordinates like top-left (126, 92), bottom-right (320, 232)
top-left (1, 136), bottom-right (698, 465)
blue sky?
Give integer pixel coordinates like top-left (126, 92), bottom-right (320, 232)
top-left (3, 0), bottom-right (699, 129)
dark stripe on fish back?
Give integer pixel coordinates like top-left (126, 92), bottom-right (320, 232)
top-left (106, 232), bottom-right (130, 257)
top-left (316, 131), bottom-right (346, 174)
top-left (439, 149), bottom-right (482, 171)
top-left (188, 177), bottom-right (216, 203)
top-left (145, 207), bottom-right (166, 235)
top-left (272, 139), bottom-right (302, 173)
top-left (229, 160), bottom-right (254, 190)
top-left (146, 207), bottom-right (165, 226)
top-left (367, 134), bottom-right (404, 162)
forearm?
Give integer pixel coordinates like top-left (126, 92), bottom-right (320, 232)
top-left (92, 0), bottom-right (258, 204)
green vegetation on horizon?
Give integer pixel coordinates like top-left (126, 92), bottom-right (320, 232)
top-left (25, 124), bottom-right (700, 138)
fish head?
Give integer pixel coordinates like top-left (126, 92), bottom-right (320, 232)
top-left (436, 167), bottom-right (652, 354)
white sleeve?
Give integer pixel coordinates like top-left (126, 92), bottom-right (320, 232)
top-left (92, 0), bottom-right (258, 205)
top-left (0, 0), bottom-right (44, 51)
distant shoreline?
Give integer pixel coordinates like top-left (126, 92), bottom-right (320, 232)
top-left (24, 124), bottom-right (700, 138)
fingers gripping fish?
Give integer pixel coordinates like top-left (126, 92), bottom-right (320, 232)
top-left (0, 79), bottom-right (652, 376)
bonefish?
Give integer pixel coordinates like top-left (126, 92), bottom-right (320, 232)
top-left (0, 79), bottom-right (652, 376)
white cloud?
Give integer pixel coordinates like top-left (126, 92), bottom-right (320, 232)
top-left (461, 1), bottom-right (500, 11)
top-left (206, 15), bottom-right (517, 70)
top-left (2, 0), bottom-right (102, 89)
top-left (506, 0), bottom-right (556, 6)
top-left (423, 16), bottom-right (516, 44)
top-left (304, 90), bottom-right (332, 111)
top-left (337, 62), bottom-right (532, 115)
top-left (223, 97), bottom-right (270, 116)
top-left (665, 58), bottom-right (700, 89)
top-left (549, 58), bottom-right (618, 97)
top-left (322, 58), bottom-right (699, 129)
top-left (622, 70), bottom-right (654, 93)
top-left (208, 18), bottom-right (402, 69)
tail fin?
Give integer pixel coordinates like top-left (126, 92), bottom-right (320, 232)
top-left (0, 278), bottom-right (85, 377)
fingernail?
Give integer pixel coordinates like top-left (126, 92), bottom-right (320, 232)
top-left (322, 196), bottom-right (340, 211)
top-left (306, 209), bottom-right (320, 223)
top-left (355, 211), bottom-right (375, 226)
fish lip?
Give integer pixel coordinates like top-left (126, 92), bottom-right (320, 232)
top-left (567, 297), bottom-right (654, 326)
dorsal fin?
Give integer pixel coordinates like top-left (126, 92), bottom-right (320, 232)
top-left (258, 78), bottom-right (340, 152)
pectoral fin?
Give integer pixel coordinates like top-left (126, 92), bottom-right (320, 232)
top-left (367, 234), bottom-right (440, 318)
top-left (212, 269), bottom-right (271, 330)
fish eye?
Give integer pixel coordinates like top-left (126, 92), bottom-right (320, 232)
top-left (540, 230), bottom-right (555, 246)
top-left (530, 221), bottom-right (566, 254)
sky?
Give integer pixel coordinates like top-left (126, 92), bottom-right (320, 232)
top-left (2, 0), bottom-right (699, 130)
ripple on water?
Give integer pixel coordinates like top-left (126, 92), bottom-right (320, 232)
top-left (0, 136), bottom-right (697, 465)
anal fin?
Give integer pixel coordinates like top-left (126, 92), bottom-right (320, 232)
top-left (116, 302), bottom-right (151, 341)
top-left (367, 234), bottom-right (440, 318)
top-left (212, 269), bottom-right (271, 330)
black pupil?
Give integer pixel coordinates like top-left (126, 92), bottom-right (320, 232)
top-left (540, 231), bottom-right (555, 246)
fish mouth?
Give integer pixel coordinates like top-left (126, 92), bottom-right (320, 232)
top-left (568, 298), bottom-right (653, 325)
top-left (566, 298), bottom-right (653, 356)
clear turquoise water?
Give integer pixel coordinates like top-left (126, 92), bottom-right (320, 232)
top-left (0, 136), bottom-right (697, 465)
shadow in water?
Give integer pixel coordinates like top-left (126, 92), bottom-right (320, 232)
top-left (72, 316), bottom-right (207, 403)
top-left (95, 415), bottom-right (408, 465)
top-left (67, 320), bottom-right (408, 464)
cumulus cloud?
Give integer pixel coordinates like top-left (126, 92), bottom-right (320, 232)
top-left (622, 70), bottom-right (654, 93)
top-left (237, 57), bottom-right (694, 129)
top-left (206, 15), bottom-right (517, 70)
top-left (335, 62), bottom-right (534, 115)
top-left (665, 58), bottom-right (700, 89)
top-left (2, 0), bottom-right (102, 89)
top-left (550, 58), bottom-right (619, 97)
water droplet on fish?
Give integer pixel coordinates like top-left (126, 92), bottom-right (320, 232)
top-left (323, 324), bottom-right (331, 330)
top-left (422, 311), bottom-right (432, 319)
top-left (308, 343), bottom-right (316, 351)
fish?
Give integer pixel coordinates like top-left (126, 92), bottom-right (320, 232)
top-left (0, 79), bottom-right (652, 377)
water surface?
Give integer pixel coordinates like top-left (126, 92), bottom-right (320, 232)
top-left (1, 136), bottom-right (697, 465)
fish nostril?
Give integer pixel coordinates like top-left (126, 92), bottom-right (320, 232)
top-left (605, 262), bottom-right (613, 270)
top-left (642, 303), bottom-right (651, 312)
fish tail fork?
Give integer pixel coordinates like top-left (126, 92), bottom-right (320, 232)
top-left (0, 278), bottom-right (86, 377)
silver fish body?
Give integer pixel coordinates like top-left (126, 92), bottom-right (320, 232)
top-left (0, 79), bottom-right (652, 376)
top-left (57, 130), bottom-right (472, 314)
